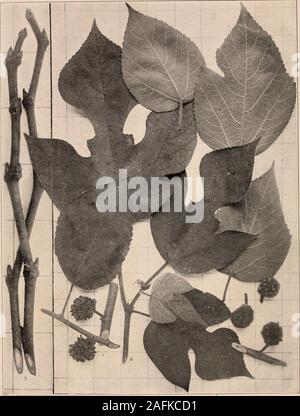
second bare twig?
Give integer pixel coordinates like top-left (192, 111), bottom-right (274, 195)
top-left (5, 28), bottom-right (27, 375)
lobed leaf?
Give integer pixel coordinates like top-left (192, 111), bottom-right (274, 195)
top-left (216, 164), bottom-right (291, 282)
top-left (190, 328), bottom-right (253, 381)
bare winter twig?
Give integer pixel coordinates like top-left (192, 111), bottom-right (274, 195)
top-left (5, 9), bottom-right (49, 376)
top-left (4, 27), bottom-right (39, 375)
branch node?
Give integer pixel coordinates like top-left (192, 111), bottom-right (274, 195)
top-left (4, 162), bottom-right (22, 183)
top-left (22, 89), bottom-right (34, 110)
top-left (6, 265), bottom-right (18, 289)
top-left (23, 258), bottom-right (39, 281)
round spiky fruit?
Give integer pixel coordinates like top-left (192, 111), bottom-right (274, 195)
top-left (257, 277), bottom-right (280, 303)
top-left (231, 293), bottom-right (254, 329)
top-left (261, 322), bottom-right (283, 347)
top-left (70, 296), bottom-right (96, 321)
top-left (69, 336), bottom-right (96, 362)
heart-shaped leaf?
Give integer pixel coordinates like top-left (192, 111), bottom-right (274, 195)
top-left (194, 4), bottom-right (295, 154)
top-left (216, 164), bottom-right (291, 282)
top-left (150, 142), bottom-right (258, 274)
top-left (122, 4), bottom-right (205, 112)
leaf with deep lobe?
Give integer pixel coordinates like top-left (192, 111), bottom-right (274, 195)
top-left (122, 4), bottom-right (205, 112)
top-left (190, 328), bottom-right (253, 380)
top-left (216, 164), bottom-right (291, 282)
top-left (26, 105), bottom-right (197, 286)
top-left (26, 135), bottom-right (133, 290)
top-left (183, 289), bottom-right (231, 326)
top-left (194, 4), bottom-right (296, 154)
top-left (144, 321), bottom-right (191, 391)
top-left (144, 321), bottom-right (251, 390)
top-left (150, 142), bottom-right (257, 274)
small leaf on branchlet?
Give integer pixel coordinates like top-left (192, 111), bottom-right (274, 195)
top-left (217, 165), bottom-right (291, 282)
top-left (258, 277), bottom-right (280, 303)
top-left (190, 328), bottom-right (253, 381)
top-left (144, 321), bottom-right (252, 390)
top-left (143, 321), bottom-right (191, 391)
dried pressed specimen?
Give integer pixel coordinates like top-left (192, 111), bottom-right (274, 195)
top-left (6, 3), bottom-right (294, 390)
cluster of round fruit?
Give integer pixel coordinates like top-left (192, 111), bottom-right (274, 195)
top-left (231, 276), bottom-right (280, 329)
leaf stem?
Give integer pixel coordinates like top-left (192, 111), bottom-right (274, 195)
top-left (260, 344), bottom-right (268, 353)
top-left (94, 310), bottom-right (104, 318)
top-left (61, 284), bottom-right (74, 317)
top-left (132, 310), bottom-right (150, 318)
top-left (222, 275), bottom-right (232, 302)
top-left (178, 100), bottom-right (183, 129)
top-left (118, 262), bottom-right (168, 363)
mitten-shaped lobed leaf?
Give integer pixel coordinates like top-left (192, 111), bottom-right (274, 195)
top-left (194, 4), bottom-right (295, 154)
top-left (70, 296), bottom-right (97, 321)
top-left (216, 164), bottom-right (291, 282)
top-left (261, 322), bottom-right (283, 347)
top-left (122, 4), bottom-right (205, 112)
top-left (150, 141), bottom-right (258, 274)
